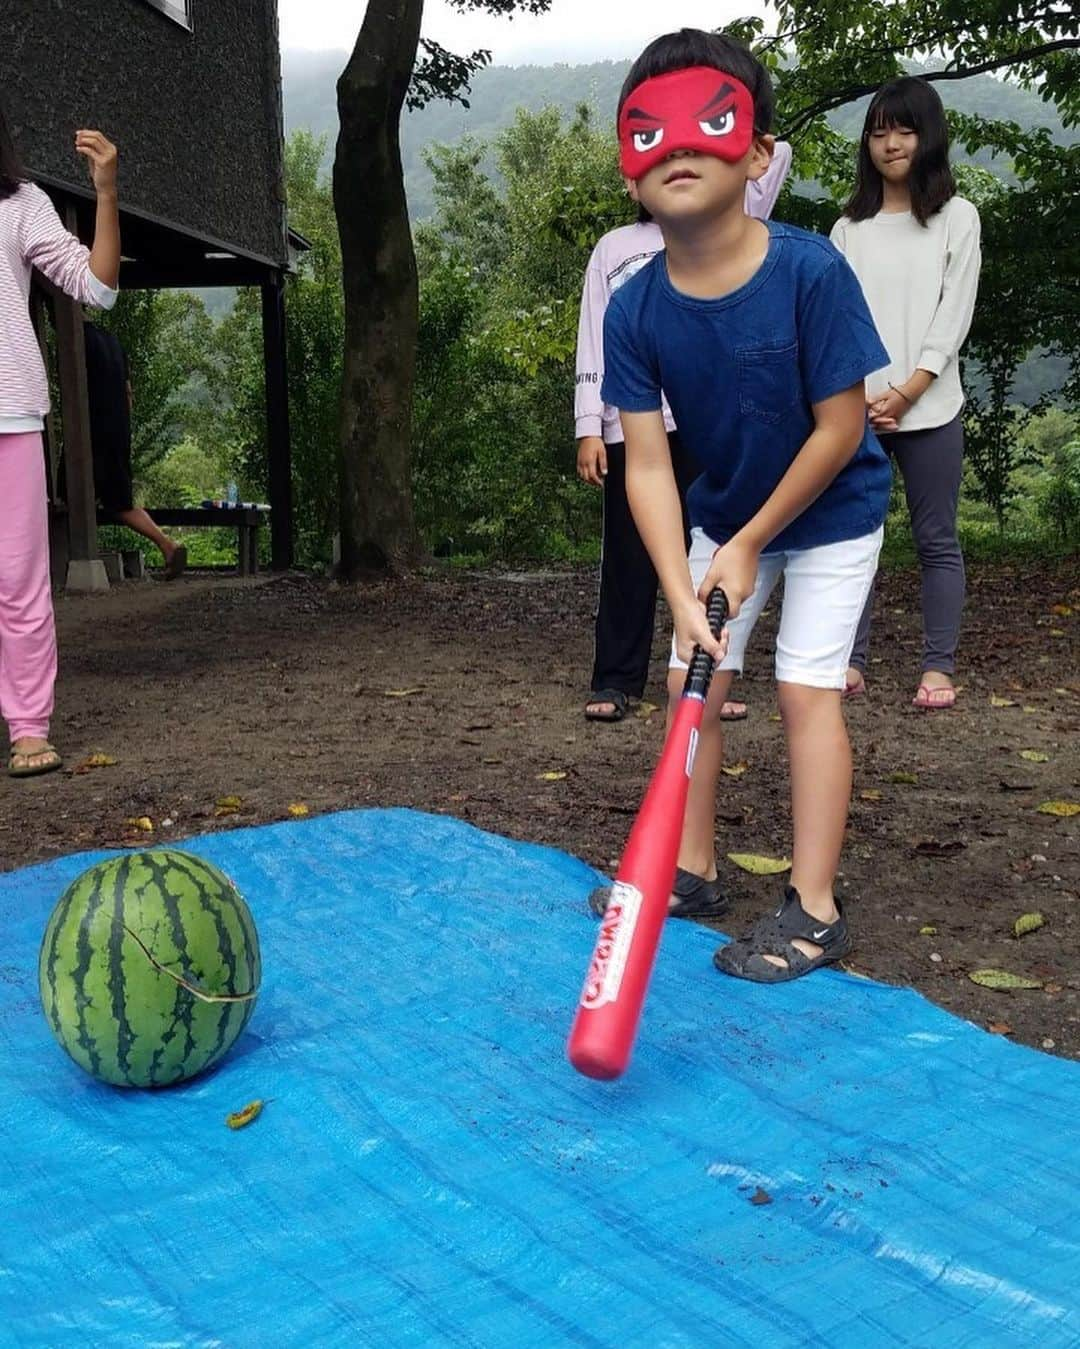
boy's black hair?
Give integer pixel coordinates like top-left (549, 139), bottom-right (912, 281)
top-left (618, 28), bottom-right (774, 136)
top-left (0, 102), bottom-right (26, 200)
top-left (844, 77), bottom-right (956, 226)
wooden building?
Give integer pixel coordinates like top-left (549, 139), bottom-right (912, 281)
top-left (3, 0), bottom-right (296, 585)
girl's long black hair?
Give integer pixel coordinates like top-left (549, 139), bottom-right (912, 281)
top-left (844, 77), bottom-right (956, 226)
top-left (1, 102), bottom-right (27, 200)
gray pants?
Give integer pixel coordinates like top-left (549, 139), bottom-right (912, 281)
top-left (849, 415), bottom-right (965, 676)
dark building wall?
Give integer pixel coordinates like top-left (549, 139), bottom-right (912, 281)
top-left (3, 0), bottom-right (287, 264)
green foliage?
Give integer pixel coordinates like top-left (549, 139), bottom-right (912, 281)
top-left (412, 105), bottom-right (632, 558)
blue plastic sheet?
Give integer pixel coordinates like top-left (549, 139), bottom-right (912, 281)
top-left (1, 808), bottom-right (1079, 1347)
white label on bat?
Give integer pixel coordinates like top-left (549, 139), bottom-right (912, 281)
top-left (685, 727), bottom-right (699, 779)
top-left (581, 882), bottom-right (643, 1009)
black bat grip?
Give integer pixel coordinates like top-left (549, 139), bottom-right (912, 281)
top-left (683, 588), bottom-right (729, 700)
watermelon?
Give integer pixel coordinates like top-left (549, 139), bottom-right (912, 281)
top-left (38, 850), bottom-right (261, 1088)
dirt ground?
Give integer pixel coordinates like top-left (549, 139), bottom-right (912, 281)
top-left (3, 560), bottom-right (1079, 1060)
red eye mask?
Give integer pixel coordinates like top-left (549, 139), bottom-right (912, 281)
top-left (618, 67), bottom-right (755, 179)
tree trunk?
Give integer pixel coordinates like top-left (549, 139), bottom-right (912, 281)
top-left (334, 0), bottom-right (424, 576)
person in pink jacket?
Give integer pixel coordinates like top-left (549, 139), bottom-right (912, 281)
top-left (575, 140), bottom-right (792, 723)
top-left (0, 103), bottom-right (120, 777)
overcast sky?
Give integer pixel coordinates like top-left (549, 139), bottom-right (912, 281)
top-left (278, 1), bottom-right (770, 65)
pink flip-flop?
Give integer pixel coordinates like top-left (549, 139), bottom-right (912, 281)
top-left (913, 683), bottom-right (956, 710)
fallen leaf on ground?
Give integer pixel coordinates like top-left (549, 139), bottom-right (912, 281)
top-left (1019, 750), bottom-right (1049, 763)
top-left (989, 695), bottom-right (1017, 708)
top-left (124, 816), bottom-right (154, 832)
top-left (1049, 629), bottom-right (1066, 637)
top-left (888, 772), bottom-right (919, 785)
top-left (987, 1022), bottom-right (1013, 1035)
top-left (919, 925), bottom-right (937, 936)
top-left (481, 756), bottom-right (502, 765)
top-left (384, 687), bottom-right (423, 698)
top-left (77, 752), bottom-right (118, 771)
top-left (1014, 912), bottom-right (1045, 938)
top-left (968, 968), bottom-right (1044, 991)
top-left (721, 761), bottom-right (749, 778)
top-left (537, 770), bottom-right (568, 782)
top-left (635, 701), bottom-right (659, 720)
top-left (768, 713), bottom-right (782, 722)
top-left (749, 1187), bottom-right (773, 1206)
top-left (914, 838), bottom-right (966, 857)
top-left (225, 1100), bottom-right (264, 1130)
top-left (860, 789), bottom-right (884, 802)
top-left (287, 803), bottom-right (309, 818)
top-left (1037, 801), bottom-right (1080, 817)
top-left (1051, 604), bottom-right (1073, 617)
top-left (727, 853), bottom-right (792, 876)
top-left (215, 795), bottom-right (243, 817)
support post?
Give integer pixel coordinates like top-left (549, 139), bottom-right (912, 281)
top-left (53, 208), bottom-right (107, 591)
top-left (261, 272), bottom-right (292, 571)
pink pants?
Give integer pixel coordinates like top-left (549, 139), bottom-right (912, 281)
top-left (0, 432), bottom-right (56, 743)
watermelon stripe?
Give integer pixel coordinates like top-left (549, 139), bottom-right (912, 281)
top-left (185, 854), bottom-right (259, 992)
top-left (107, 857), bottom-right (138, 1081)
top-left (40, 882), bottom-right (77, 1036)
top-left (144, 854), bottom-right (201, 1084)
top-left (165, 855), bottom-right (247, 1068)
top-left (69, 873), bottom-right (106, 1080)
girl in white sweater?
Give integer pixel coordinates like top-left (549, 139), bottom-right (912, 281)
top-left (0, 103), bottom-right (120, 775)
top-left (831, 78), bottom-right (981, 710)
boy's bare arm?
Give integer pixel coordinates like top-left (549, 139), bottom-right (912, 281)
top-left (701, 382), bottom-right (869, 614)
top-left (622, 411), bottom-right (724, 661)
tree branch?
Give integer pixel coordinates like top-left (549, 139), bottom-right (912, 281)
top-left (781, 37), bottom-right (1080, 140)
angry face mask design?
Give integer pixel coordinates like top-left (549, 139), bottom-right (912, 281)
top-left (618, 67), bottom-right (755, 179)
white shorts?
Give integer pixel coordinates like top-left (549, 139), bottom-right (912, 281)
top-left (670, 526), bottom-right (884, 689)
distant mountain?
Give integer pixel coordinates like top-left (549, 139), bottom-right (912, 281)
top-left (281, 50), bottom-right (1076, 219)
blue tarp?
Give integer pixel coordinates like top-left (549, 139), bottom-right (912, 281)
top-left (1, 808), bottom-right (1078, 1347)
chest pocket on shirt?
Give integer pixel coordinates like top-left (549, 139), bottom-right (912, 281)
top-left (736, 342), bottom-right (801, 425)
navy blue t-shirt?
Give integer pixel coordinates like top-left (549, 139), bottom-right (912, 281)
top-left (601, 221), bottom-right (892, 553)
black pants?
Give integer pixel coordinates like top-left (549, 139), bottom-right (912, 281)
top-left (590, 432), bottom-right (701, 699)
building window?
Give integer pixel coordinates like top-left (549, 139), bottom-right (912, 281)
top-left (143, 0), bottom-right (193, 30)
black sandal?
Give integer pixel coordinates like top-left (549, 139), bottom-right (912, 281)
top-left (588, 868), bottom-right (730, 921)
top-left (584, 689), bottom-right (628, 722)
top-left (714, 886), bottom-right (850, 983)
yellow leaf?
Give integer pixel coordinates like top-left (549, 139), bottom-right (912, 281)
top-left (768, 713), bottom-right (782, 722)
top-left (537, 770), bottom-right (568, 782)
top-left (1013, 912), bottom-right (1045, 938)
top-left (125, 816), bottom-right (153, 832)
top-left (1051, 604), bottom-right (1073, 617)
top-left (1037, 801), bottom-right (1080, 818)
top-left (721, 761), bottom-right (749, 778)
top-left (1049, 629), bottom-right (1066, 637)
top-left (1023, 706), bottom-right (1038, 714)
top-left (287, 803), bottom-right (309, 818)
top-left (85, 752), bottom-right (118, 768)
top-left (727, 853), bottom-right (792, 876)
top-left (989, 694), bottom-right (1017, 708)
top-left (225, 1099), bottom-right (264, 1130)
top-left (635, 700), bottom-right (659, 720)
top-left (216, 795), bottom-right (243, 809)
top-left (860, 789), bottom-right (883, 802)
top-left (888, 772), bottom-right (918, 785)
top-left (1019, 750), bottom-right (1049, 763)
top-left (919, 925), bottom-right (937, 936)
top-left (968, 968), bottom-right (1043, 991)
top-left (384, 687), bottom-right (423, 698)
